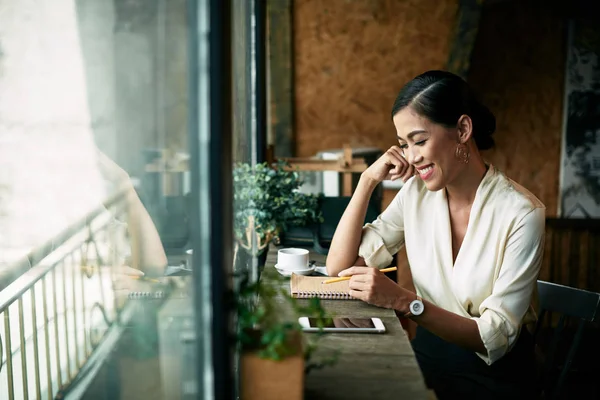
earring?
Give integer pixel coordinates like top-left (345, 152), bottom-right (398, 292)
top-left (455, 143), bottom-right (470, 164)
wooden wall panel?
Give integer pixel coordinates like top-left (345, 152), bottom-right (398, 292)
top-left (294, 0), bottom-right (459, 158)
top-left (294, 0), bottom-right (566, 217)
top-left (468, 3), bottom-right (566, 216)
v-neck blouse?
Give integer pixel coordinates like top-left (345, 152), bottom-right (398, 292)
top-left (358, 165), bottom-right (545, 365)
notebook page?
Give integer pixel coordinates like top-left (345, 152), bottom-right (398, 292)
top-left (290, 273), bottom-right (353, 299)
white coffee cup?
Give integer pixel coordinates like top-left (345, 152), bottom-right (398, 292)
top-left (186, 249), bottom-right (193, 268)
top-left (277, 248), bottom-right (310, 270)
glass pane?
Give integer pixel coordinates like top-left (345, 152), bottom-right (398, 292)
top-left (0, 0), bottom-right (222, 398)
top-left (231, 0), bottom-right (267, 398)
top-left (231, 0), bottom-right (266, 275)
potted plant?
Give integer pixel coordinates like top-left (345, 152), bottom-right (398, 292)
top-left (235, 269), bottom-right (337, 400)
top-left (233, 160), bottom-right (323, 269)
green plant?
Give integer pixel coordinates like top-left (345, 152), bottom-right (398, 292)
top-left (233, 160), bottom-right (323, 256)
top-left (235, 270), bottom-right (338, 371)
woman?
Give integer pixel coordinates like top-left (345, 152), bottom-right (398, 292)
top-left (326, 70), bottom-right (544, 399)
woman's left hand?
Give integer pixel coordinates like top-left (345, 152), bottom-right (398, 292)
top-left (339, 266), bottom-right (410, 310)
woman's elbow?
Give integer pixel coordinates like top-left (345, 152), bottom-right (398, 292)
top-left (325, 257), bottom-right (345, 277)
top-left (325, 254), bottom-right (365, 277)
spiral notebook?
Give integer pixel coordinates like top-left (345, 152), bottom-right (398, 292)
top-left (290, 273), bottom-right (355, 300)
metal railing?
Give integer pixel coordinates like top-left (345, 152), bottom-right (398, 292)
top-left (0, 187), bottom-right (131, 400)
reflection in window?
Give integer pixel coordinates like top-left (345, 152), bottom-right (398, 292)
top-left (0, 0), bottom-right (106, 270)
top-left (0, 0), bottom-right (196, 399)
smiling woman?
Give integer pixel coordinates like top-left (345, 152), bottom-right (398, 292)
top-left (391, 70), bottom-right (495, 192)
top-left (326, 70), bottom-right (545, 399)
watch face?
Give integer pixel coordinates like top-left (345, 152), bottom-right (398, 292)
top-left (410, 300), bottom-right (424, 315)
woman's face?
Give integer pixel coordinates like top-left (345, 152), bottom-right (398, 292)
top-left (393, 107), bottom-right (464, 191)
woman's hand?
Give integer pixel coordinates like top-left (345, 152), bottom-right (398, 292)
top-left (339, 266), bottom-right (411, 311)
top-left (362, 146), bottom-right (414, 183)
top-left (96, 150), bottom-right (135, 191)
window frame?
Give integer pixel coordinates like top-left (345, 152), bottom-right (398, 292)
top-left (188, 0), bottom-right (234, 398)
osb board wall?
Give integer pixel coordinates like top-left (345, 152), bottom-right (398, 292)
top-left (468, 3), bottom-right (566, 216)
top-left (294, 0), bottom-right (459, 158)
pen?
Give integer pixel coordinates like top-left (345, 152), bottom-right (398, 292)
top-left (321, 267), bottom-right (398, 284)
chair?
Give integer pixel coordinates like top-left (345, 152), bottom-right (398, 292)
top-left (533, 280), bottom-right (600, 399)
top-left (279, 196), bottom-right (381, 255)
top-left (542, 218), bottom-right (600, 292)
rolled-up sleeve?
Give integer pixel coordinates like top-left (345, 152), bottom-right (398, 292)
top-left (473, 207), bottom-right (545, 365)
top-left (358, 186), bottom-right (406, 268)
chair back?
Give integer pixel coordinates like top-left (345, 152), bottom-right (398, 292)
top-left (534, 280), bottom-right (600, 399)
top-left (279, 196), bottom-right (380, 255)
top-left (541, 218), bottom-right (600, 291)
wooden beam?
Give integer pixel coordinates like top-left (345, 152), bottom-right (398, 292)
top-left (446, 0), bottom-right (484, 80)
top-left (279, 144), bottom-right (368, 195)
top-left (267, 0), bottom-right (294, 157)
top-left (279, 158), bottom-right (368, 173)
top-left (342, 144), bottom-right (353, 196)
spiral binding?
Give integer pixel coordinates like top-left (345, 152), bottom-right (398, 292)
top-left (295, 291), bottom-right (352, 300)
top-left (128, 291), bottom-right (165, 299)
top-left (127, 291), bottom-right (191, 300)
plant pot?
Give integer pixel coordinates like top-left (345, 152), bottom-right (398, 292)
top-left (234, 244), bottom-right (270, 273)
top-left (240, 333), bottom-right (304, 400)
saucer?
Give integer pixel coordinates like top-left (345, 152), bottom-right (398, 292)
top-left (274, 264), bottom-right (315, 277)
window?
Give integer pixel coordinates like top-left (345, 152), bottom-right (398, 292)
top-left (0, 0), bottom-right (246, 398)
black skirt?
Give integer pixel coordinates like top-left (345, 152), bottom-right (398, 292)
top-left (411, 325), bottom-right (538, 400)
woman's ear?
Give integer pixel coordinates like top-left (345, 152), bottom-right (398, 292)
top-left (457, 114), bottom-right (473, 144)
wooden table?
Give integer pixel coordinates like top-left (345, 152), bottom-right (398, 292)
top-left (264, 247), bottom-right (432, 399)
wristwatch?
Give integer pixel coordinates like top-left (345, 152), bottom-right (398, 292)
top-left (404, 295), bottom-right (424, 318)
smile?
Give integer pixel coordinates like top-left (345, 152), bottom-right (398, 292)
top-left (416, 165), bottom-right (434, 180)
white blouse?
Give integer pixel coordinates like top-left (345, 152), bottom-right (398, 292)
top-left (358, 165), bottom-right (545, 365)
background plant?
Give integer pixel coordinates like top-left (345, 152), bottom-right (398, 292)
top-left (233, 160), bottom-right (323, 255)
top-left (235, 271), bottom-right (338, 370)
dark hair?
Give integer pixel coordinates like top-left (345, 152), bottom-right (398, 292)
top-left (391, 70), bottom-right (495, 150)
